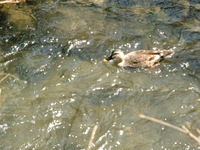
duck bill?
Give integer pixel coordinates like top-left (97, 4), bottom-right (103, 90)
top-left (103, 59), bottom-right (108, 62)
top-left (103, 54), bottom-right (113, 62)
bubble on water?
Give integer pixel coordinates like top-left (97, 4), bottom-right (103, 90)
top-left (119, 130), bottom-right (124, 135)
top-left (116, 141), bottom-right (121, 145)
top-left (180, 62), bottom-right (189, 69)
top-left (42, 87), bottom-right (46, 91)
top-left (83, 127), bottom-right (91, 135)
top-left (47, 120), bottom-right (62, 132)
top-left (0, 124), bottom-right (9, 132)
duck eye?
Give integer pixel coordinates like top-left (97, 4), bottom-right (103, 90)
top-left (106, 50), bottom-right (119, 61)
top-left (113, 52), bottom-right (119, 56)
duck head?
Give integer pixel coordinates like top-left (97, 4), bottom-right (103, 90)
top-left (103, 50), bottom-right (125, 64)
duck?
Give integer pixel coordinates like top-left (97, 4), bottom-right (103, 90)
top-left (103, 49), bottom-right (174, 68)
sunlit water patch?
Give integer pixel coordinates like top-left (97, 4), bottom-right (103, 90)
top-left (0, 1), bottom-right (200, 149)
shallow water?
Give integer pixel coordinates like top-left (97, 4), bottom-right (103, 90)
top-left (0, 0), bottom-right (200, 149)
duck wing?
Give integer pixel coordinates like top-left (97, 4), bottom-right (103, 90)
top-left (124, 50), bottom-right (174, 67)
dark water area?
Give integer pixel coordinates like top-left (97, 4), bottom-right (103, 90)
top-left (0, 0), bottom-right (200, 149)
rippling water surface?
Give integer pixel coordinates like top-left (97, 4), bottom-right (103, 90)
top-left (0, 0), bottom-right (200, 149)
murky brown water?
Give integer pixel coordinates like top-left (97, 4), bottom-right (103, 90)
top-left (0, 0), bottom-right (200, 149)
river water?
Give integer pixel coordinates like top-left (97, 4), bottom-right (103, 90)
top-left (0, 0), bottom-right (200, 149)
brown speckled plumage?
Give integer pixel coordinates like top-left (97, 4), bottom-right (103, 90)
top-left (103, 49), bottom-right (174, 68)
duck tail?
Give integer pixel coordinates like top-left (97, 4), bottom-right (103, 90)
top-left (162, 50), bottom-right (174, 58)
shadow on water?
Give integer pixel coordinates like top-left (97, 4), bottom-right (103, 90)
top-left (0, 0), bottom-right (200, 149)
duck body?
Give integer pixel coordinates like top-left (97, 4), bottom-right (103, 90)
top-left (103, 49), bottom-right (174, 68)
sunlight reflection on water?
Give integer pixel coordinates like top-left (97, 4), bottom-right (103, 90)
top-left (0, 1), bottom-right (200, 149)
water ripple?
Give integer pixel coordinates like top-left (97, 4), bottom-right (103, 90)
top-left (0, 1), bottom-right (200, 149)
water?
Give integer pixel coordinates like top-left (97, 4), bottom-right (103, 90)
top-left (0, 0), bottom-right (200, 149)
